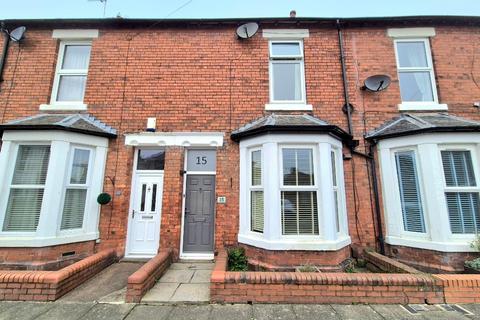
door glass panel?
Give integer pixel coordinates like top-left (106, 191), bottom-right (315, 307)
top-left (137, 149), bottom-right (165, 170)
top-left (186, 150), bottom-right (216, 171)
top-left (140, 184), bottom-right (146, 212)
top-left (151, 184), bottom-right (157, 212)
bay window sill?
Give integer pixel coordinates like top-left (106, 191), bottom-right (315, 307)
top-left (238, 233), bottom-right (351, 251)
top-left (398, 103), bottom-right (448, 111)
top-left (0, 232), bottom-right (99, 247)
top-left (386, 235), bottom-right (475, 252)
top-left (39, 103), bottom-right (87, 111)
top-left (265, 103), bottom-right (313, 111)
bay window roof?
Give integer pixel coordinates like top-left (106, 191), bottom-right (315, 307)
top-left (231, 114), bottom-right (352, 142)
top-left (0, 113), bottom-right (117, 138)
top-left (366, 113), bottom-right (480, 140)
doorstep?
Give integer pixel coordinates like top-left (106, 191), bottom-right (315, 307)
top-left (141, 261), bottom-right (214, 304)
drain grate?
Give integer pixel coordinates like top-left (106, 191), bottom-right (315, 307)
top-left (401, 304), bottom-right (429, 314)
top-left (437, 304), bottom-right (474, 316)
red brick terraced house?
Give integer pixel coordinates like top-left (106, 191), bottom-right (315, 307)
top-left (0, 15), bottom-right (479, 273)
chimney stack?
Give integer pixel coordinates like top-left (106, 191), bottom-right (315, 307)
top-left (290, 10), bottom-right (296, 18)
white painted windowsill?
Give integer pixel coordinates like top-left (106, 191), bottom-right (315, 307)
top-left (386, 235), bottom-right (475, 252)
top-left (0, 232), bottom-right (99, 247)
top-left (265, 103), bottom-right (313, 111)
top-left (39, 103), bottom-right (88, 111)
top-left (398, 103), bottom-right (448, 111)
top-left (238, 233), bottom-right (351, 251)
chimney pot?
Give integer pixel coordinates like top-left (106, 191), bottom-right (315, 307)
top-left (290, 10), bottom-right (296, 18)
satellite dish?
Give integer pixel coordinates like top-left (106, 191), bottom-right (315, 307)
top-left (9, 26), bottom-right (26, 42)
top-left (362, 74), bottom-right (391, 92)
top-left (236, 22), bottom-right (259, 39)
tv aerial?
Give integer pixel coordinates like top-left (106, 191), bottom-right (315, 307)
top-left (361, 74), bottom-right (391, 92)
top-left (88, 0), bottom-right (108, 17)
top-left (236, 22), bottom-right (259, 40)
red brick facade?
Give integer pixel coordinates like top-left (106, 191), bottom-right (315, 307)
top-left (0, 18), bottom-right (479, 270)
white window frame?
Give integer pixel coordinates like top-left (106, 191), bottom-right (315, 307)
top-left (0, 130), bottom-right (108, 247)
top-left (331, 147), bottom-right (347, 235)
top-left (248, 147), bottom-right (264, 233)
top-left (40, 40), bottom-right (92, 111)
top-left (279, 145), bottom-right (320, 238)
top-left (58, 145), bottom-right (95, 234)
top-left (238, 134), bottom-right (351, 251)
top-left (393, 38), bottom-right (447, 111)
top-left (378, 133), bottom-right (480, 252)
top-left (266, 40), bottom-right (311, 111)
top-left (438, 145), bottom-right (480, 237)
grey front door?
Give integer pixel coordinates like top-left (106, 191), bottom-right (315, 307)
top-left (183, 175), bottom-right (215, 253)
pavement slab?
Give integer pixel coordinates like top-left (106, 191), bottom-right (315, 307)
top-left (167, 305), bottom-right (212, 320)
top-left (142, 283), bottom-right (179, 302)
top-left (125, 305), bottom-right (173, 320)
top-left (420, 310), bottom-right (471, 320)
top-left (0, 302), bottom-right (54, 320)
top-left (331, 304), bottom-right (384, 320)
top-left (253, 304), bottom-right (297, 320)
top-left (292, 304), bottom-right (340, 319)
top-left (81, 303), bottom-right (135, 320)
top-left (0, 302), bottom-right (16, 316)
top-left (170, 262), bottom-right (214, 270)
top-left (35, 302), bottom-right (95, 320)
top-left (211, 304), bottom-right (253, 320)
top-left (190, 270), bottom-right (213, 283)
top-left (158, 269), bottom-right (195, 283)
top-left (369, 304), bottom-right (417, 320)
top-left (170, 283), bottom-right (210, 302)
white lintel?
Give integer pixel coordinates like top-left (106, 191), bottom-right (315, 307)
top-left (124, 132), bottom-right (224, 147)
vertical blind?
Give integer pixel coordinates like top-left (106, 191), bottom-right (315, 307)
top-left (61, 149), bottom-right (90, 230)
top-left (250, 150), bottom-right (264, 233)
top-left (395, 151), bottom-right (426, 233)
top-left (281, 148), bottom-right (319, 235)
top-left (441, 150), bottom-right (480, 234)
top-left (3, 145), bottom-right (50, 232)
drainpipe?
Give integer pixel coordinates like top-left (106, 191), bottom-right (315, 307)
top-left (0, 23), bottom-right (10, 83)
top-left (368, 142), bottom-right (385, 255)
top-left (336, 19), bottom-right (353, 137)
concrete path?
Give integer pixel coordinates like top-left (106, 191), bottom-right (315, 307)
top-left (0, 302), bottom-right (479, 320)
top-left (59, 262), bottom-right (144, 303)
top-left (142, 261), bottom-right (214, 303)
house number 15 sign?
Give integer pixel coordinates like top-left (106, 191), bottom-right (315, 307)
top-left (187, 149), bottom-right (216, 172)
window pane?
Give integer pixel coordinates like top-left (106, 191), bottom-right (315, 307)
top-left (137, 149), bottom-right (165, 170)
top-left (398, 71), bottom-right (434, 102)
top-left (281, 191), bottom-right (318, 235)
top-left (3, 189), bottom-right (44, 232)
top-left (272, 63), bottom-right (302, 101)
top-left (396, 41), bottom-right (428, 68)
top-left (70, 149), bottom-right (90, 184)
top-left (283, 148), bottom-right (314, 186)
top-left (331, 151), bottom-right (337, 187)
top-left (395, 151), bottom-right (426, 233)
top-left (251, 150), bottom-right (262, 186)
top-left (441, 151), bottom-right (476, 187)
top-left (271, 42), bottom-right (301, 56)
top-left (56, 75), bottom-right (87, 102)
top-left (12, 145), bottom-right (50, 185)
top-left (62, 45), bottom-right (91, 70)
top-left (251, 191), bottom-right (264, 233)
top-left (61, 189), bottom-right (87, 230)
top-left (446, 192), bottom-right (480, 234)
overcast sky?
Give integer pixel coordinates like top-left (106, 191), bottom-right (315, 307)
top-left (1, 0), bottom-right (480, 20)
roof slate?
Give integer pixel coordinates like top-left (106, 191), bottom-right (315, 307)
top-left (0, 113), bottom-right (117, 138)
top-left (365, 113), bottom-right (480, 140)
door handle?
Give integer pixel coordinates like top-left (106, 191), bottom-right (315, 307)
top-left (132, 210), bottom-right (136, 219)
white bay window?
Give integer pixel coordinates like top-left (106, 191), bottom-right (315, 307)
top-left (239, 134), bottom-right (350, 251)
top-left (0, 130), bottom-right (108, 247)
top-left (379, 133), bottom-right (480, 251)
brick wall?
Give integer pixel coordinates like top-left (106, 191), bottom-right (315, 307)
top-left (0, 21), bottom-right (479, 268)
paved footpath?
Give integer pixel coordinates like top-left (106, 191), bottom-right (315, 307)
top-left (1, 301), bottom-right (480, 320)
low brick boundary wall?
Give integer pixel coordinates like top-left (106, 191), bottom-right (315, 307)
top-left (364, 251), bottom-right (422, 274)
top-left (0, 249), bottom-right (116, 301)
top-left (126, 249), bottom-right (172, 303)
top-left (434, 274), bottom-right (480, 303)
top-left (210, 250), bottom-right (443, 304)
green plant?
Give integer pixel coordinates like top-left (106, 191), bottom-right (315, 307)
top-left (465, 258), bottom-right (480, 270)
top-left (227, 247), bottom-right (248, 271)
top-left (470, 233), bottom-right (480, 252)
top-left (344, 259), bottom-right (356, 273)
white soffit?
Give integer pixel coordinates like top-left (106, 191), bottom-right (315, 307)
top-left (387, 27), bottom-right (436, 38)
top-left (52, 29), bottom-right (99, 39)
top-left (124, 132), bottom-right (224, 147)
top-left (262, 29), bottom-right (310, 39)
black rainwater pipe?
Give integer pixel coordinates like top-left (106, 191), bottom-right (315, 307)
top-left (0, 24), bottom-right (10, 83)
top-left (336, 19), bottom-right (353, 136)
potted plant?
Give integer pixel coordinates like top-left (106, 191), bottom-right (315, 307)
top-left (464, 233), bottom-right (480, 274)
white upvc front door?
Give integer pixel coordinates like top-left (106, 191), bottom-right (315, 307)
top-left (125, 173), bottom-right (163, 258)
